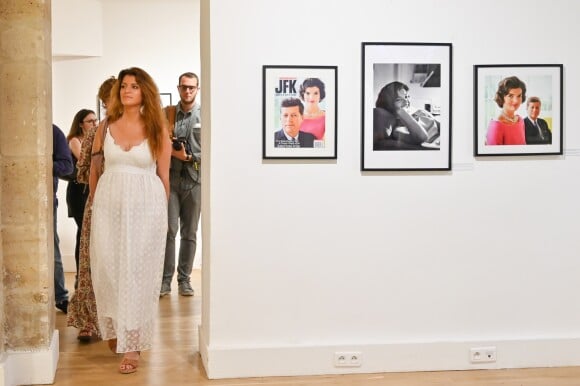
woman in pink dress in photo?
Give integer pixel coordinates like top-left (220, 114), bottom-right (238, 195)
top-left (298, 78), bottom-right (326, 140)
top-left (486, 76), bottom-right (527, 145)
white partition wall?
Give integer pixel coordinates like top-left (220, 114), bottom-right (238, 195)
top-left (200, 0), bottom-right (580, 379)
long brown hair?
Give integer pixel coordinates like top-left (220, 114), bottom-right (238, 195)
top-left (376, 81), bottom-right (409, 114)
top-left (98, 76), bottom-right (116, 105)
top-left (106, 67), bottom-right (166, 159)
top-left (67, 109), bottom-right (95, 142)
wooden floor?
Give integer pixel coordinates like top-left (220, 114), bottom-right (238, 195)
top-left (54, 271), bottom-right (580, 385)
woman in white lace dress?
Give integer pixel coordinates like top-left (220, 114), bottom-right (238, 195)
top-left (89, 67), bottom-right (171, 374)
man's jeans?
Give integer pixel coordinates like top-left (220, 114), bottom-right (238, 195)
top-left (54, 205), bottom-right (68, 303)
top-left (163, 182), bottom-right (201, 284)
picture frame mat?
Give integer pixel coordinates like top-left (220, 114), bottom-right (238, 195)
top-left (475, 65), bottom-right (562, 156)
top-left (263, 65), bottom-right (337, 159)
top-left (362, 43), bottom-right (451, 170)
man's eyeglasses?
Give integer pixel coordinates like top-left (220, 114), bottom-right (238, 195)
top-left (178, 85), bottom-right (198, 92)
top-left (83, 119), bottom-right (98, 124)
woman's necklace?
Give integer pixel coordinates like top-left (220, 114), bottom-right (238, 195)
top-left (501, 112), bottom-right (518, 123)
top-left (304, 110), bottom-right (321, 118)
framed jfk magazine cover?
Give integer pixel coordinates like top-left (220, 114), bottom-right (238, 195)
top-left (361, 42), bottom-right (452, 171)
top-left (474, 64), bottom-right (563, 156)
top-left (262, 65), bottom-right (337, 159)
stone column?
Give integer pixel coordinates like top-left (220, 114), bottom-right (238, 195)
top-left (0, 1), bottom-right (58, 384)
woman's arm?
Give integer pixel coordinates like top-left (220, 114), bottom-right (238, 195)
top-left (69, 137), bottom-right (82, 159)
top-left (396, 108), bottom-right (428, 144)
top-left (486, 120), bottom-right (503, 145)
top-left (76, 127), bottom-right (96, 184)
top-left (89, 122), bottom-right (105, 198)
top-left (157, 127), bottom-right (172, 200)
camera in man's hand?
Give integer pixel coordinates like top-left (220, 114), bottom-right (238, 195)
top-left (172, 137), bottom-right (192, 155)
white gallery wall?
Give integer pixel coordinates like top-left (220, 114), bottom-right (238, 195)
top-left (200, 0), bottom-right (580, 379)
top-left (51, 0), bottom-right (201, 271)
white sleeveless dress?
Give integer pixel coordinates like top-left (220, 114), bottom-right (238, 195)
top-left (90, 128), bottom-right (167, 352)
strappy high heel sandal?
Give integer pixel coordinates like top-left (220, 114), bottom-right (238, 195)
top-left (119, 352), bottom-right (140, 374)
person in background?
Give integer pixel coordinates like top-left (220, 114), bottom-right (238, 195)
top-left (298, 78), bottom-right (326, 140)
top-left (274, 97), bottom-right (316, 148)
top-left (52, 124), bottom-right (74, 314)
top-left (67, 76), bottom-right (116, 342)
top-left (97, 76), bottom-right (116, 114)
top-left (90, 67), bottom-right (170, 374)
top-left (161, 72), bottom-right (201, 297)
top-left (485, 76), bottom-right (527, 145)
top-left (66, 109), bottom-right (98, 288)
top-left (524, 96), bottom-right (552, 145)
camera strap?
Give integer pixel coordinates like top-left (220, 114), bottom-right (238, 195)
top-left (164, 105), bottom-right (177, 137)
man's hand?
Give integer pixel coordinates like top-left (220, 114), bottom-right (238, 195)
top-left (171, 138), bottom-right (189, 161)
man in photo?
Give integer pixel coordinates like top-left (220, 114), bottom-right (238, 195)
top-left (524, 96), bottom-right (552, 145)
top-left (274, 97), bottom-right (316, 148)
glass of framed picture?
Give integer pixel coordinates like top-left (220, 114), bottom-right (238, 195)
top-left (361, 42), bottom-right (452, 171)
top-left (262, 65), bottom-right (337, 159)
top-left (474, 64), bottom-right (563, 156)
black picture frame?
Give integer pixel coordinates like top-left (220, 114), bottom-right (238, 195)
top-left (160, 93), bottom-right (173, 107)
top-left (262, 65), bottom-right (337, 159)
top-left (361, 42), bottom-right (452, 171)
top-left (474, 64), bottom-right (563, 156)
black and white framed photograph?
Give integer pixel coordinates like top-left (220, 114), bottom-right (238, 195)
top-left (160, 92), bottom-right (173, 107)
top-left (361, 42), bottom-right (452, 171)
top-left (474, 64), bottom-right (563, 156)
top-left (262, 65), bottom-right (337, 159)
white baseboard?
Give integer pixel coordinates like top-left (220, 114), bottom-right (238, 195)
top-left (0, 329), bottom-right (59, 386)
top-left (198, 324), bottom-right (209, 375)
top-left (201, 337), bottom-right (580, 379)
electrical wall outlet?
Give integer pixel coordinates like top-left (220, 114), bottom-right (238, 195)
top-left (334, 351), bottom-right (362, 367)
top-left (469, 346), bottom-right (497, 363)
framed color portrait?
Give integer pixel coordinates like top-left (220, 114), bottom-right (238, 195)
top-left (474, 64), bottom-right (563, 156)
top-left (262, 65), bottom-right (337, 159)
top-left (361, 42), bottom-right (452, 171)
